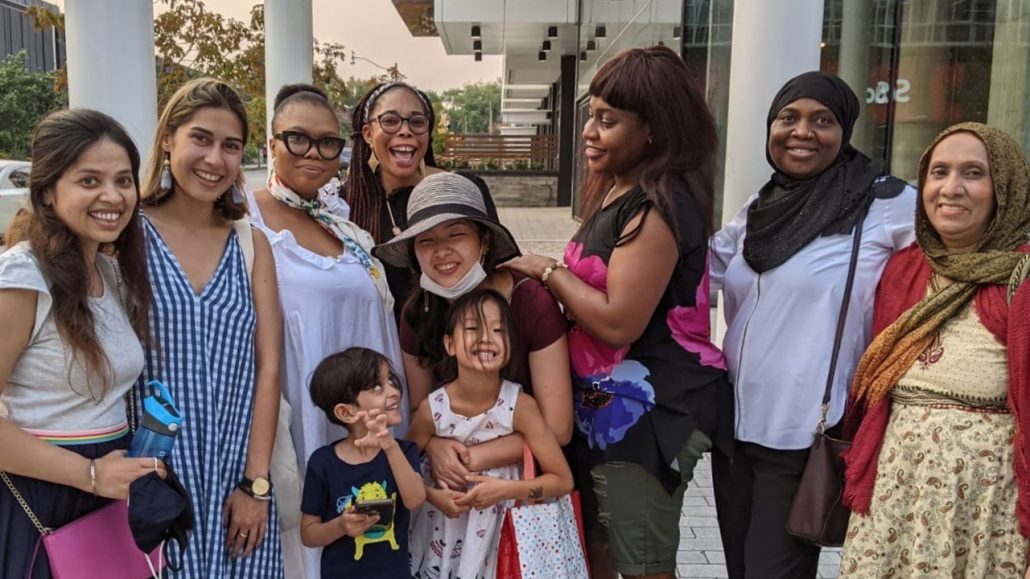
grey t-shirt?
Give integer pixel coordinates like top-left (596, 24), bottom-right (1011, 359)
top-left (0, 243), bottom-right (144, 434)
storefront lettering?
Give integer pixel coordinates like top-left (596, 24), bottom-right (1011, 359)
top-left (866, 79), bottom-right (911, 104)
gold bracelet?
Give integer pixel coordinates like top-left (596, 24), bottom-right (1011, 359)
top-left (89, 459), bottom-right (97, 497)
top-left (541, 261), bottom-right (566, 287)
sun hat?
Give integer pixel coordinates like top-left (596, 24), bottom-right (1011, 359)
top-left (372, 172), bottom-right (521, 268)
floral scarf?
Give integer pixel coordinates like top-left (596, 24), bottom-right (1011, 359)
top-left (267, 171), bottom-right (394, 311)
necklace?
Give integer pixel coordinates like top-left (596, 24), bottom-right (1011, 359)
top-left (384, 197), bottom-right (402, 237)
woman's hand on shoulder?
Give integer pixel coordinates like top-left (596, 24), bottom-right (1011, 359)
top-left (424, 436), bottom-right (472, 489)
top-left (499, 254), bottom-right (556, 281)
top-left (92, 450), bottom-right (166, 500)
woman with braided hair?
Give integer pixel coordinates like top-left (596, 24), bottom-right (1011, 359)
top-left (344, 82), bottom-right (497, 316)
top-left (841, 123), bottom-right (1030, 577)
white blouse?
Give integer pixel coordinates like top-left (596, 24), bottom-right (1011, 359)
top-left (247, 190), bottom-right (406, 472)
top-left (710, 184), bottom-right (916, 450)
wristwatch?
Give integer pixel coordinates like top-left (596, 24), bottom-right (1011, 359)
top-left (238, 476), bottom-right (273, 501)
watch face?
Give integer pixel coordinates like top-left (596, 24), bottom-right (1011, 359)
top-left (252, 477), bottom-right (271, 496)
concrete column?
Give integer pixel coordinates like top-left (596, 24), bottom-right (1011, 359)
top-left (720, 0), bottom-right (824, 224)
top-left (65, 0), bottom-right (157, 162)
top-left (264, 0), bottom-right (313, 138)
top-left (987, 0), bottom-right (1030, 153)
top-left (557, 54), bottom-right (577, 207)
top-left (838, 0), bottom-right (872, 153)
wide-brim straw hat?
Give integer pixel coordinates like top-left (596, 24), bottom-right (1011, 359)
top-left (372, 172), bottom-right (521, 268)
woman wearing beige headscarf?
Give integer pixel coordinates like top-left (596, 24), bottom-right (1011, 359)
top-left (841, 122), bottom-right (1030, 577)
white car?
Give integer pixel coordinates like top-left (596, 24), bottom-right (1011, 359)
top-left (0, 160), bottom-right (31, 243)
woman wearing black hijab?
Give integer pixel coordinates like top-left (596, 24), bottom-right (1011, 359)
top-left (708, 71), bottom-right (916, 578)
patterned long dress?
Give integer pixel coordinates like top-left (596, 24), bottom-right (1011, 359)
top-left (841, 296), bottom-right (1028, 577)
top-left (140, 217), bottom-right (284, 578)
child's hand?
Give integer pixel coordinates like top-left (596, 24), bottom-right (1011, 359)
top-left (353, 409), bottom-right (396, 451)
top-left (335, 505), bottom-right (379, 538)
top-left (454, 475), bottom-right (515, 511)
top-left (428, 484), bottom-right (470, 519)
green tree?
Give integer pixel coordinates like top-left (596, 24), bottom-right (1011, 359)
top-left (440, 80), bottom-right (501, 134)
top-left (0, 51), bottom-right (67, 159)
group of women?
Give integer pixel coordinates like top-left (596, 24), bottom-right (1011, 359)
top-left (0, 41), bottom-right (1027, 579)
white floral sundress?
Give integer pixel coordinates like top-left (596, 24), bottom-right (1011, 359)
top-left (410, 380), bottom-right (522, 579)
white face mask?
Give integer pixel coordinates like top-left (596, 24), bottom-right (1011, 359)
top-left (419, 261), bottom-right (488, 300)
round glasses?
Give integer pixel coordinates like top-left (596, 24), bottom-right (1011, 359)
top-left (274, 130), bottom-right (347, 160)
top-left (372, 112), bottom-right (431, 135)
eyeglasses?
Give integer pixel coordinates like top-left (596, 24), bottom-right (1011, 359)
top-left (372, 112), bottom-right (431, 135)
top-left (274, 130), bottom-right (347, 160)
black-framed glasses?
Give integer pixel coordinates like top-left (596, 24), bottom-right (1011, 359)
top-left (372, 112), bottom-right (431, 135)
top-left (274, 130), bottom-right (347, 160)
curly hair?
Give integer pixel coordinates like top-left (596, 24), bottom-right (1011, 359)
top-left (7, 108), bottom-right (151, 398)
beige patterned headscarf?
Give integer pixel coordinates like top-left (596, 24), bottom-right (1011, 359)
top-left (851, 122), bottom-right (1030, 408)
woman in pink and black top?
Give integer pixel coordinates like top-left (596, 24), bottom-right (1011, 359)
top-left (372, 172), bottom-right (573, 490)
top-left (505, 46), bottom-right (733, 579)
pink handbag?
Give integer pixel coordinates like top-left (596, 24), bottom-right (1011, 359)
top-left (1, 472), bottom-right (163, 579)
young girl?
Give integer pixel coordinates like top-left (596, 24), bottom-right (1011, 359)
top-left (300, 347), bottom-right (424, 579)
top-left (407, 289), bottom-right (574, 578)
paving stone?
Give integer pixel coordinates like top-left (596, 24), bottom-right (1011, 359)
top-left (676, 564), bottom-right (729, 578)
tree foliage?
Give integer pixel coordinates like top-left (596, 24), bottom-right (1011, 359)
top-left (440, 81), bottom-right (501, 134)
top-left (0, 51), bottom-right (67, 159)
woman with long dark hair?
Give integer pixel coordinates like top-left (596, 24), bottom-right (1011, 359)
top-left (0, 109), bottom-right (163, 577)
top-left (505, 45), bottom-right (733, 579)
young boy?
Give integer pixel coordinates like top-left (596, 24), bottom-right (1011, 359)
top-left (300, 347), bottom-right (426, 578)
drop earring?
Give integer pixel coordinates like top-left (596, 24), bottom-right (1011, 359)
top-left (368, 151), bottom-right (380, 173)
top-left (423, 291), bottom-right (430, 313)
top-left (160, 155), bottom-right (172, 192)
top-left (419, 157), bottom-right (427, 175)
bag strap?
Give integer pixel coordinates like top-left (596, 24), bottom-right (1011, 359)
top-left (0, 471), bottom-right (50, 534)
top-left (816, 207), bottom-right (868, 435)
top-left (233, 219), bottom-right (255, 279)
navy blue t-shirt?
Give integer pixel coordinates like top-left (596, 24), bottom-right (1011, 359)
top-left (301, 439), bottom-right (421, 579)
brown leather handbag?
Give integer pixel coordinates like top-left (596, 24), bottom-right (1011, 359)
top-left (785, 207), bottom-right (866, 548)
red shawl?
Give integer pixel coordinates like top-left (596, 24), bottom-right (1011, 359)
top-left (842, 243), bottom-right (1030, 536)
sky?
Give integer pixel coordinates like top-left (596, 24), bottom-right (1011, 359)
top-left (54, 0), bottom-right (502, 92)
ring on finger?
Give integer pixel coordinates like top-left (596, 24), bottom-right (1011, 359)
top-left (238, 531), bottom-right (249, 538)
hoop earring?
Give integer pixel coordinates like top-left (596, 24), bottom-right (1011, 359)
top-left (368, 151), bottom-right (380, 173)
top-left (160, 155), bottom-right (173, 192)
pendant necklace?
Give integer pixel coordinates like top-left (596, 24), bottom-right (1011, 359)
top-left (385, 198), bottom-right (402, 237)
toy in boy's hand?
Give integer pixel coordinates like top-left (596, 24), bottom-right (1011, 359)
top-left (129, 380), bottom-right (183, 460)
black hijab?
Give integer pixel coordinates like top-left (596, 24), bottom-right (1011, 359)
top-left (742, 71), bottom-right (901, 273)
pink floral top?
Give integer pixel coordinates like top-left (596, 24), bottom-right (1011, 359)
top-left (567, 186), bottom-right (733, 490)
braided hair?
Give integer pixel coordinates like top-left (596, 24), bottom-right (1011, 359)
top-left (344, 82), bottom-right (437, 242)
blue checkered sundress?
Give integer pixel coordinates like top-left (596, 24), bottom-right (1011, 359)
top-left (140, 216), bottom-right (283, 578)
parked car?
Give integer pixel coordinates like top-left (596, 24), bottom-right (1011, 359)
top-left (0, 160), bottom-right (31, 244)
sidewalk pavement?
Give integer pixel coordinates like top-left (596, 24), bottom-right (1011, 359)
top-left (498, 206), bottom-right (842, 579)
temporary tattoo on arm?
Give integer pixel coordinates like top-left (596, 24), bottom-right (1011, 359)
top-left (528, 486), bottom-right (543, 500)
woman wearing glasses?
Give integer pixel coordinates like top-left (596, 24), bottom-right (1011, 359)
top-left (344, 82), bottom-right (498, 316)
top-left (248, 84), bottom-right (402, 579)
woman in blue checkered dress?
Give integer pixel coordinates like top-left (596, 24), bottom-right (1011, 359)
top-left (137, 78), bottom-right (284, 578)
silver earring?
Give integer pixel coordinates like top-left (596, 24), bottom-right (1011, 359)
top-left (231, 184), bottom-right (244, 204)
top-left (159, 156), bottom-right (172, 191)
